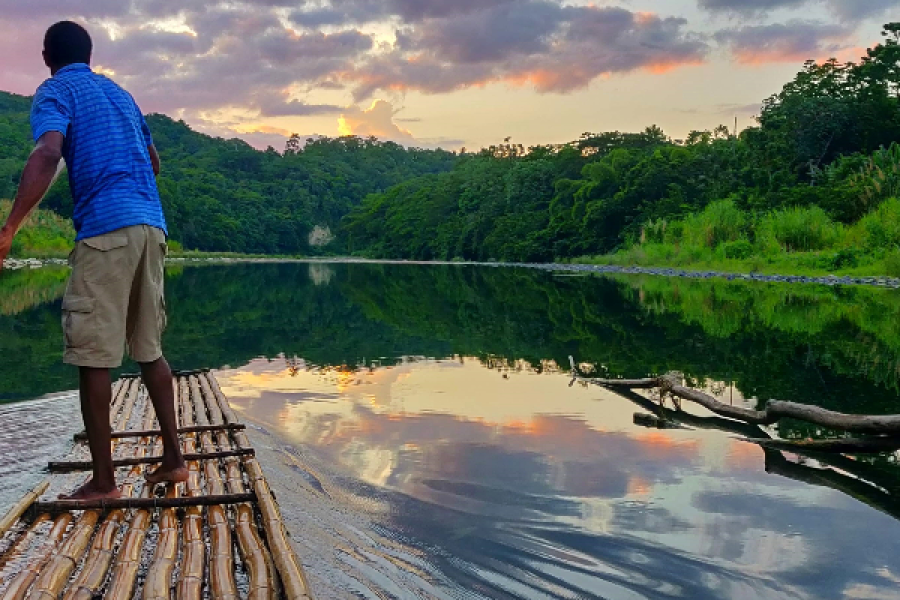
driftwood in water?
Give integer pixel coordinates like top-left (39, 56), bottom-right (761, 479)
top-left (603, 378), bottom-right (900, 523)
top-left (754, 437), bottom-right (900, 454)
top-left (632, 413), bottom-right (688, 430)
top-left (570, 356), bottom-right (900, 439)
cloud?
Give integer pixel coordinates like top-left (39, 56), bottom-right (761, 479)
top-left (0, 0), bottom-right (881, 149)
top-left (698, 0), bottom-right (806, 12)
top-left (337, 99), bottom-right (463, 148)
top-left (93, 15), bottom-right (374, 119)
top-left (289, 0), bottom-right (520, 27)
top-left (343, 4), bottom-right (709, 98)
top-left (827, 0), bottom-right (899, 20)
top-left (256, 97), bottom-right (344, 117)
top-left (715, 21), bottom-right (856, 64)
top-left (338, 99), bottom-right (416, 141)
top-left (699, 0), bottom-right (899, 21)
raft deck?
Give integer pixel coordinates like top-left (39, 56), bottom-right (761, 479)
top-left (0, 371), bottom-right (312, 599)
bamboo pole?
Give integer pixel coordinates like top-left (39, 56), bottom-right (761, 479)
top-left (25, 510), bottom-right (100, 599)
top-left (103, 382), bottom-right (160, 600)
top-left (227, 457), bottom-right (278, 600)
top-left (204, 372), bottom-right (312, 599)
top-left (176, 375), bottom-right (205, 600)
top-left (0, 514), bottom-right (49, 573)
top-left (0, 480), bottom-right (49, 539)
top-left (195, 379), bottom-right (240, 600)
top-left (1, 513), bottom-right (73, 599)
top-left (141, 483), bottom-right (180, 600)
top-left (61, 510), bottom-right (125, 600)
top-left (190, 375), bottom-right (209, 428)
top-left (206, 375), bottom-right (278, 600)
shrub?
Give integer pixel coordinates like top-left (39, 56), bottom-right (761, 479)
top-left (640, 218), bottom-right (668, 244)
top-left (682, 199), bottom-right (747, 249)
top-left (756, 205), bottom-right (842, 252)
top-left (721, 239), bottom-right (754, 260)
top-left (884, 248), bottom-right (900, 277)
top-left (847, 143), bottom-right (900, 212)
top-left (854, 197), bottom-right (900, 249)
top-left (816, 247), bottom-right (862, 271)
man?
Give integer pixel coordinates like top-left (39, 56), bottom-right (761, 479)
top-left (0, 21), bottom-right (187, 500)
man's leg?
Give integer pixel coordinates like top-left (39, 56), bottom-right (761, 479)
top-left (60, 367), bottom-right (121, 500)
top-left (141, 356), bottom-right (188, 484)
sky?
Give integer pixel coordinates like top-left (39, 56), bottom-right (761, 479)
top-left (0, 0), bottom-right (895, 151)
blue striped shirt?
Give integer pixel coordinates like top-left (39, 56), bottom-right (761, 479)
top-left (30, 63), bottom-right (167, 240)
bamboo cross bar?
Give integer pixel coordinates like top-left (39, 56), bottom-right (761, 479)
top-left (72, 423), bottom-right (247, 441)
top-left (48, 448), bottom-right (255, 472)
top-left (33, 492), bottom-right (258, 513)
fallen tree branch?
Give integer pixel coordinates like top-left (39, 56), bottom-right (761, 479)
top-left (753, 436), bottom-right (900, 454)
top-left (570, 356), bottom-right (900, 436)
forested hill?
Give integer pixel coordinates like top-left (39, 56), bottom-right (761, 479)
top-left (2, 24), bottom-right (900, 267)
top-left (342, 24), bottom-right (900, 269)
top-left (0, 93), bottom-right (458, 254)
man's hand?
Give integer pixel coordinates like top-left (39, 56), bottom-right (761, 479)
top-left (0, 226), bottom-right (12, 272)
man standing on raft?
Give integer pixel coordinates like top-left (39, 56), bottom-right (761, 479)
top-left (0, 22), bottom-right (187, 500)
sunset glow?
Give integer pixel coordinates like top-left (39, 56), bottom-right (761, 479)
top-left (0, 1), bottom-right (891, 150)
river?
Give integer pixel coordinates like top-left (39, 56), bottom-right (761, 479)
top-left (2, 262), bottom-right (899, 599)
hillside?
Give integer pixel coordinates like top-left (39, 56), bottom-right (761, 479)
top-left (342, 24), bottom-right (900, 275)
top-left (0, 92), bottom-right (458, 254)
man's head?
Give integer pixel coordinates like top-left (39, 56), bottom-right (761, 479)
top-left (43, 21), bottom-right (92, 73)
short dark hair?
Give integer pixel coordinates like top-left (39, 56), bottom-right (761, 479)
top-left (44, 21), bottom-right (92, 67)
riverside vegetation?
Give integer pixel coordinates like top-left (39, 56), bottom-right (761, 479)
top-left (1, 24), bottom-right (899, 276)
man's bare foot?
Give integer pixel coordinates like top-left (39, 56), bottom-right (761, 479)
top-left (145, 463), bottom-right (189, 485)
top-left (59, 479), bottom-right (122, 501)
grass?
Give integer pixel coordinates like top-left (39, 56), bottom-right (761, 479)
top-left (576, 198), bottom-right (900, 278)
top-left (0, 200), bottom-right (76, 258)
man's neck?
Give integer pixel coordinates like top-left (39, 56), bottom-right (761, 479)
top-left (50, 62), bottom-right (89, 76)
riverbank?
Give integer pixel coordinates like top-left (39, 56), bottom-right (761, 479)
top-left (6, 255), bottom-right (900, 289)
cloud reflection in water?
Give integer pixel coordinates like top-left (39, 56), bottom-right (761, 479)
top-left (220, 357), bottom-right (900, 599)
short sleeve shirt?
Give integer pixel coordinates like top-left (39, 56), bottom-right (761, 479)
top-left (30, 63), bottom-right (167, 240)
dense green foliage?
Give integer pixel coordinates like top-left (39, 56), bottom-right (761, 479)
top-left (0, 94), bottom-right (458, 254)
top-left (343, 25), bottom-right (900, 267)
top-left (0, 200), bottom-right (75, 257)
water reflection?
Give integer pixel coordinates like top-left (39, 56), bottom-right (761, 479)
top-left (5, 262), bottom-right (900, 597)
top-left (221, 358), bottom-right (900, 599)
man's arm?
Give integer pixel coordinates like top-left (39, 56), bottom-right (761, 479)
top-left (0, 131), bottom-right (64, 270)
top-left (148, 144), bottom-right (160, 176)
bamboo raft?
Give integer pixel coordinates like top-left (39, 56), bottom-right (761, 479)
top-left (0, 371), bottom-right (312, 599)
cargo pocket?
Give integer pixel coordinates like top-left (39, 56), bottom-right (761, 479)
top-left (81, 234), bottom-right (129, 284)
top-left (62, 295), bottom-right (96, 349)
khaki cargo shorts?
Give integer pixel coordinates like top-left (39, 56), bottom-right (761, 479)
top-left (62, 225), bottom-right (167, 369)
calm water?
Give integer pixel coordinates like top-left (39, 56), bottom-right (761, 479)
top-left (2, 262), bottom-right (900, 599)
